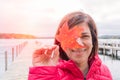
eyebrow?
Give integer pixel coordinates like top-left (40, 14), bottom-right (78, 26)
top-left (81, 32), bottom-right (91, 35)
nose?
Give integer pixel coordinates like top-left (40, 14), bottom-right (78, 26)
top-left (76, 38), bottom-right (84, 47)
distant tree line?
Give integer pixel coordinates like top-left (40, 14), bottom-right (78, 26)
top-left (98, 35), bottom-right (120, 39)
top-left (0, 33), bottom-right (36, 39)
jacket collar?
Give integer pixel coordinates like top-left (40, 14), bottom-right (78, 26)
top-left (57, 54), bottom-right (102, 78)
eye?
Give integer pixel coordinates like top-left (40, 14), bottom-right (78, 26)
top-left (81, 35), bottom-right (90, 39)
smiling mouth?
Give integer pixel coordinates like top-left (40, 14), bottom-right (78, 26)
top-left (71, 48), bottom-right (86, 53)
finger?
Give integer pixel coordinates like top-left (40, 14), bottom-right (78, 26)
top-left (45, 48), bottom-right (53, 56)
top-left (50, 45), bottom-right (59, 59)
top-left (43, 45), bottom-right (57, 55)
top-left (32, 50), bottom-right (49, 66)
top-left (51, 50), bottom-right (55, 58)
top-left (54, 45), bottom-right (59, 57)
top-left (33, 48), bottom-right (45, 58)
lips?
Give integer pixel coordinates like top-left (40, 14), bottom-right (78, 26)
top-left (71, 48), bottom-right (86, 53)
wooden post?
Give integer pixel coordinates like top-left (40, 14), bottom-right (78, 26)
top-left (103, 43), bottom-right (105, 60)
top-left (19, 44), bottom-right (20, 54)
top-left (112, 43), bottom-right (115, 59)
top-left (16, 45), bottom-right (18, 57)
top-left (5, 51), bottom-right (8, 71)
top-left (116, 50), bottom-right (118, 59)
top-left (12, 47), bottom-right (14, 62)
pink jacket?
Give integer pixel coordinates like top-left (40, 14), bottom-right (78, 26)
top-left (28, 55), bottom-right (112, 80)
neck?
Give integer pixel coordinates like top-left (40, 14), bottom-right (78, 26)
top-left (76, 61), bottom-right (89, 77)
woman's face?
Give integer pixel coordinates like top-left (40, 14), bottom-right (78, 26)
top-left (62, 22), bottom-right (93, 64)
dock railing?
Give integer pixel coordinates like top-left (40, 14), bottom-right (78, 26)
top-left (0, 41), bottom-right (28, 72)
top-left (98, 39), bottom-right (120, 59)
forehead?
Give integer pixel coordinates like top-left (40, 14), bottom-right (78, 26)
top-left (73, 22), bottom-right (90, 33)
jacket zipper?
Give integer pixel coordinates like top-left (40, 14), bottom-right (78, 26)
top-left (84, 77), bottom-right (86, 80)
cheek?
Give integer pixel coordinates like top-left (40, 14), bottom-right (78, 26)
top-left (89, 41), bottom-right (93, 47)
top-left (84, 39), bottom-right (93, 50)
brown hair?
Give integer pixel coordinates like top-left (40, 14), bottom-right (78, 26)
top-left (54, 11), bottom-right (98, 61)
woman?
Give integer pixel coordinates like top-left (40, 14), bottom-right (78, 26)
top-left (28, 11), bottom-right (112, 80)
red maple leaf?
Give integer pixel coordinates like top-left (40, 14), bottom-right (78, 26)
top-left (56, 21), bottom-right (85, 49)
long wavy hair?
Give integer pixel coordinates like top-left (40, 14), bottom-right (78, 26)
top-left (54, 11), bottom-right (98, 61)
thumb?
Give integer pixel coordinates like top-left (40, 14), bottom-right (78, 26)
top-left (51, 45), bottom-right (59, 59)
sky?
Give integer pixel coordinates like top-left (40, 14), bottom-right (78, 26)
top-left (0, 0), bottom-right (120, 37)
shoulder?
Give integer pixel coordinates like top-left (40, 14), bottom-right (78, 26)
top-left (94, 63), bottom-right (112, 80)
top-left (92, 54), bottom-right (112, 75)
top-left (99, 63), bottom-right (112, 76)
top-left (89, 55), bottom-right (113, 79)
top-left (96, 60), bottom-right (112, 79)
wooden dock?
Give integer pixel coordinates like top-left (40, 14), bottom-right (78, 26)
top-left (0, 40), bottom-right (37, 80)
top-left (98, 39), bottom-right (120, 59)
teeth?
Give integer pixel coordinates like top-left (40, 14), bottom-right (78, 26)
top-left (72, 48), bottom-right (86, 52)
top-left (79, 49), bottom-right (85, 52)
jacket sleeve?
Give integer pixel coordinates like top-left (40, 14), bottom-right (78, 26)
top-left (28, 66), bottom-right (59, 80)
